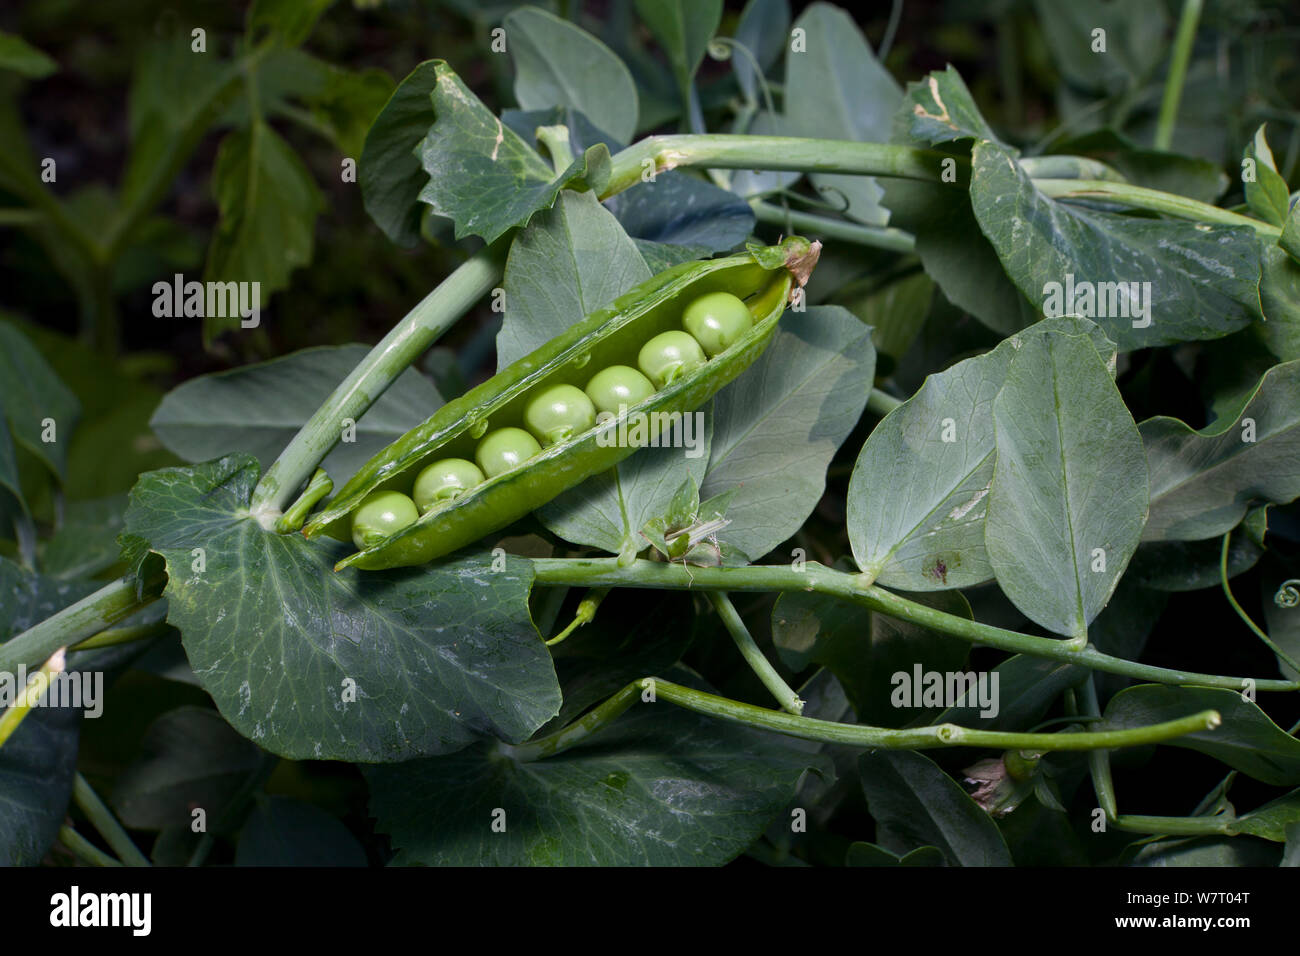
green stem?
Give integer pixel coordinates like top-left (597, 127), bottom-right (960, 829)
top-left (1034, 179), bottom-right (1281, 237)
top-left (71, 618), bottom-right (170, 652)
top-left (536, 125), bottom-right (576, 173)
top-left (250, 239), bottom-right (509, 516)
top-left (0, 571), bottom-right (165, 676)
top-left (1220, 531), bottom-right (1300, 674)
top-left (545, 588), bottom-right (608, 647)
top-left (0, 649), bottom-right (64, 751)
top-left (504, 676), bottom-right (1219, 760)
top-left (1113, 814), bottom-right (1232, 837)
top-left (601, 136), bottom-right (953, 201)
top-left (1076, 680), bottom-right (1117, 819)
top-left (58, 826), bottom-right (123, 867)
top-left (708, 591), bottom-right (803, 714)
top-left (750, 199), bottom-right (915, 252)
top-left (866, 387), bottom-right (904, 417)
top-left (1155, 0), bottom-right (1203, 151)
top-left (529, 558), bottom-right (1300, 691)
top-left (275, 468), bottom-right (334, 534)
top-left (74, 774), bottom-right (150, 867)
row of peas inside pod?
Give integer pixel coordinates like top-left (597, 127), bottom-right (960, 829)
top-left (348, 292), bottom-right (755, 550)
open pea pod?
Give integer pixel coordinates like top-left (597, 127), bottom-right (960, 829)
top-left (303, 237), bottom-right (821, 570)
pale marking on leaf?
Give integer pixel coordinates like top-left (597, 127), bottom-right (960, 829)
top-left (912, 75), bottom-right (952, 126)
top-left (947, 484), bottom-right (990, 522)
top-left (491, 118), bottom-right (504, 161)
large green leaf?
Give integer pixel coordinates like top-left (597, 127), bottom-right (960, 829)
top-left (204, 121), bottom-right (324, 344)
top-left (149, 344), bottom-right (442, 488)
top-left (985, 330), bottom-right (1148, 639)
top-left (858, 750), bottom-right (1013, 866)
top-left (367, 669), bottom-right (822, 866)
top-left (1100, 685), bottom-right (1300, 785)
top-left (121, 455), bottom-right (561, 761)
top-left (1259, 246), bottom-right (1300, 362)
top-left (1141, 359), bottom-right (1300, 541)
top-left (848, 316), bottom-right (1116, 590)
top-left (504, 7), bottom-right (638, 145)
top-left (702, 306), bottom-right (875, 561)
top-left (417, 61), bottom-right (609, 244)
top-left (0, 319), bottom-right (81, 482)
top-left (970, 140), bottom-right (1262, 350)
top-left (110, 706), bottom-right (263, 830)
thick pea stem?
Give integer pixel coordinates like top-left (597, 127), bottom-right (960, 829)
top-left (275, 468), bottom-right (334, 534)
top-left (0, 570), bottom-right (166, 676)
top-left (1034, 179), bottom-right (1280, 237)
top-left (529, 558), bottom-right (1300, 692)
top-left (503, 676), bottom-right (1220, 761)
top-left (250, 240), bottom-right (508, 517)
top-left (708, 591), bottom-right (803, 715)
top-left (545, 588), bottom-right (609, 646)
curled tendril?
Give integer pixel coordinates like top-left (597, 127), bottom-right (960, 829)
top-left (706, 38), bottom-right (732, 61)
top-left (816, 183), bottom-right (853, 214)
top-left (1275, 579), bottom-right (1300, 608)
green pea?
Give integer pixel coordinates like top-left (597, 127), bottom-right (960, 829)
top-left (475, 426), bottom-right (542, 478)
top-left (524, 384), bottom-right (597, 446)
top-left (584, 365), bottom-right (656, 415)
top-left (638, 330), bottom-right (706, 389)
top-left (350, 490), bottom-right (419, 551)
top-left (413, 458), bottom-right (485, 514)
top-left (682, 291), bottom-right (753, 357)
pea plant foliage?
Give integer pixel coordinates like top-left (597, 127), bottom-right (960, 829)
top-left (3, 0), bottom-right (1300, 868)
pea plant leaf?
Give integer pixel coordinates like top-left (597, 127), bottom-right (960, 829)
top-left (970, 140), bottom-right (1263, 351)
top-left (1259, 246), bottom-right (1300, 362)
top-left (504, 6), bottom-right (638, 145)
top-left (632, 0), bottom-right (722, 115)
top-left (782, 2), bottom-right (901, 226)
top-left (416, 61), bottom-right (610, 244)
top-left (150, 345), bottom-right (442, 489)
top-left (203, 121), bottom-right (325, 345)
top-left (1233, 788), bottom-right (1300, 842)
top-left (366, 668), bottom-right (825, 866)
top-left (110, 706), bottom-right (264, 831)
top-left (497, 190), bottom-right (650, 369)
top-left (0, 31), bottom-right (57, 78)
top-left (930, 654), bottom-right (1087, 732)
top-left (893, 65), bottom-right (1002, 148)
top-left (771, 587), bottom-right (970, 727)
top-left (1100, 686), bottom-right (1300, 785)
top-left (701, 305), bottom-right (875, 562)
top-left (858, 750), bottom-right (1014, 866)
top-left (1243, 125), bottom-right (1292, 228)
top-left (1030, 0), bottom-right (1168, 95)
top-left (603, 172), bottom-right (755, 256)
top-left (121, 455), bottom-right (561, 762)
top-left (848, 316), bottom-right (1116, 590)
top-left (0, 319), bottom-right (81, 482)
top-left (42, 495), bottom-right (130, 581)
top-left (730, 0), bottom-right (789, 105)
top-left (0, 557), bottom-right (98, 865)
top-left (1141, 359), bottom-right (1300, 541)
top-left (847, 842), bottom-right (946, 867)
top-left (235, 796), bottom-right (368, 866)
top-left (359, 60), bottom-right (440, 247)
top-left (985, 329), bottom-right (1148, 640)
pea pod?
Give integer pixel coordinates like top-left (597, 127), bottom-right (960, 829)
top-left (303, 237), bottom-right (821, 569)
